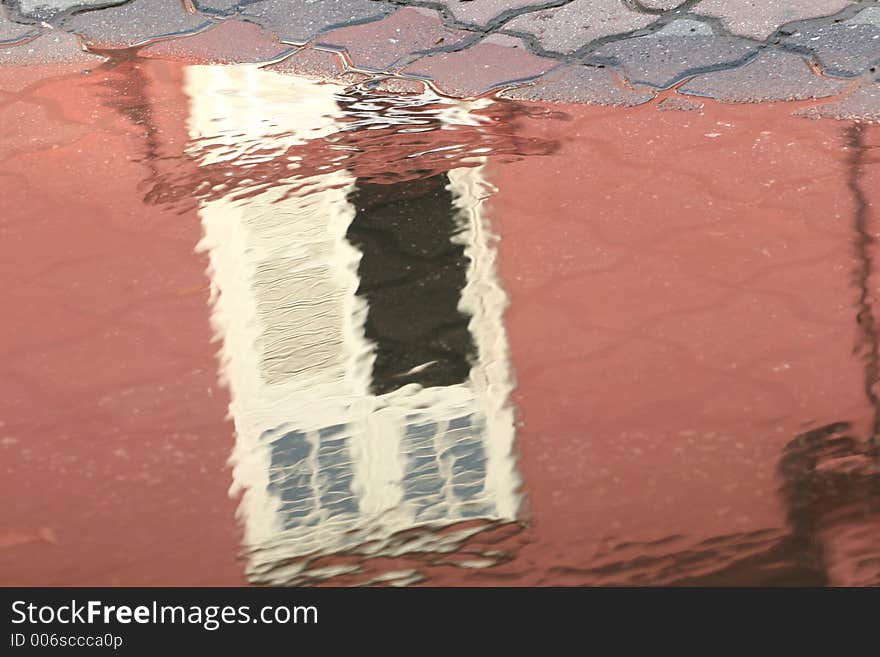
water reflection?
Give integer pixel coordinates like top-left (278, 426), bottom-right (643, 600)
top-left (185, 67), bottom-right (531, 584)
top-left (137, 63), bottom-right (880, 585)
top-left (4, 54), bottom-right (879, 585)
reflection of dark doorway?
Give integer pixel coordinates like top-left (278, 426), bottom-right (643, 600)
top-left (346, 174), bottom-right (476, 395)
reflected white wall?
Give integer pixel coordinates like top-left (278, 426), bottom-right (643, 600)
top-left (185, 64), bottom-right (519, 584)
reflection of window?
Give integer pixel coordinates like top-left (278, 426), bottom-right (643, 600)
top-left (348, 175), bottom-right (476, 394)
top-left (265, 410), bottom-right (495, 535)
top-left (265, 424), bottom-right (358, 531)
top-left (402, 413), bottom-right (495, 522)
top-left (187, 65), bottom-right (518, 584)
top-left (254, 167), bottom-right (501, 540)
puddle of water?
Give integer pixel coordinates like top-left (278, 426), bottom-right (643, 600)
top-left (1, 55), bottom-right (878, 586)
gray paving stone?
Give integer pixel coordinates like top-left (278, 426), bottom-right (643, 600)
top-left (501, 62), bottom-right (656, 105)
top-left (849, 6), bottom-right (880, 24)
top-left (1, 12), bottom-right (39, 44)
top-left (192, 1), bottom-right (251, 15)
top-left (591, 32), bottom-right (759, 89)
top-left (439, 0), bottom-right (556, 27)
top-left (780, 7), bottom-right (880, 78)
top-left (15, 1), bottom-right (129, 20)
top-left (638, 1), bottom-right (686, 10)
top-left (64, 0), bottom-right (212, 47)
top-left (0, 28), bottom-right (103, 63)
top-left (504, 0), bottom-right (655, 54)
top-left (652, 18), bottom-right (713, 36)
top-left (796, 80), bottom-right (880, 121)
top-left (695, 0), bottom-right (855, 40)
top-left (680, 49), bottom-right (847, 102)
top-left (241, 0), bottom-right (392, 45)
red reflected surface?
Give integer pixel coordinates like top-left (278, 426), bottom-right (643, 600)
top-left (0, 61), bottom-right (245, 585)
top-left (1, 57), bottom-right (877, 585)
top-left (487, 102), bottom-right (880, 584)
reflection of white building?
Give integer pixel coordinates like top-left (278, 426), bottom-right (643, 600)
top-left (186, 65), bottom-right (519, 585)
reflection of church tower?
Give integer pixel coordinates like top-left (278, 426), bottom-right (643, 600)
top-left (186, 65), bottom-right (519, 584)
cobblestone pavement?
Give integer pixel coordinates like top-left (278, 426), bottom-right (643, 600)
top-left (2, 1), bottom-right (879, 115)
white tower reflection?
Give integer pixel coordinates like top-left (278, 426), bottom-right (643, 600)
top-left (186, 65), bottom-right (519, 585)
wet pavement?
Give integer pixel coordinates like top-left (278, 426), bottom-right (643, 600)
top-left (1, 1), bottom-right (879, 586)
top-left (0, 1), bottom-right (878, 115)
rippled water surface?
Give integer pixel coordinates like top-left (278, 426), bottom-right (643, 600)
top-left (1, 55), bottom-right (879, 586)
